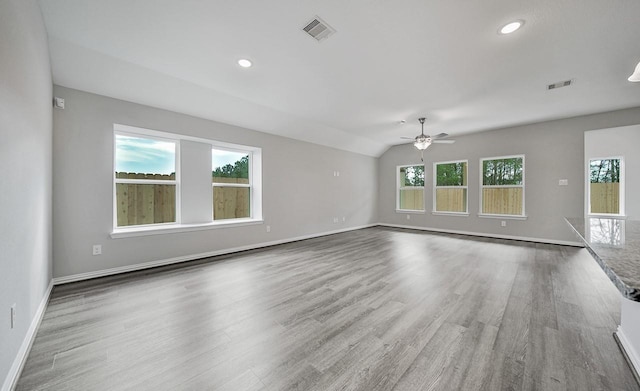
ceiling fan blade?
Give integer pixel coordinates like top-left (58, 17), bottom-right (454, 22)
top-left (432, 132), bottom-right (449, 139)
top-left (432, 139), bottom-right (455, 144)
top-left (400, 137), bottom-right (415, 140)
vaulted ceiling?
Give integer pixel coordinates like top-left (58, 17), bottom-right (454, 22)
top-left (38, 0), bottom-right (640, 156)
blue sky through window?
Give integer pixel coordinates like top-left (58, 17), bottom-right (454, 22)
top-left (212, 149), bottom-right (248, 170)
top-left (115, 135), bottom-right (175, 174)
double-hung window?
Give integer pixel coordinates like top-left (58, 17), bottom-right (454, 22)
top-left (212, 149), bottom-right (252, 220)
top-left (397, 165), bottom-right (425, 212)
top-left (588, 157), bottom-right (624, 216)
top-left (114, 133), bottom-right (178, 227)
top-left (113, 124), bottom-right (262, 236)
top-left (480, 155), bottom-right (525, 217)
top-left (433, 160), bottom-right (468, 214)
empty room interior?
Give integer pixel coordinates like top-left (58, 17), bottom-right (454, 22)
top-left (3, 0), bottom-right (640, 390)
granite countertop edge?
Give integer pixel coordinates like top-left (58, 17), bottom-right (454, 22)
top-left (564, 217), bottom-right (640, 302)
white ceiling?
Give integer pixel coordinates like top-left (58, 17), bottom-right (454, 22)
top-left (37, 0), bottom-right (640, 156)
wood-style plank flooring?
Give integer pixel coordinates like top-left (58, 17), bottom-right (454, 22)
top-left (16, 227), bottom-right (640, 390)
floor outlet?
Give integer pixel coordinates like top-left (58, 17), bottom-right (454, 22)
top-left (93, 244), bottom-right (102, 255)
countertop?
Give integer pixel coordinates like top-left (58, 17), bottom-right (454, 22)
top-left (565, 217), bottom-right (640, 301)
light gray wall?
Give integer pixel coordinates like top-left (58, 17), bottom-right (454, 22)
top-left (378, 107), bottom-right (640, 243)
top-left (0, 0), bottom-right (53, 386)
top-left (52, 86), bottom-right (378, 278)
top-left (585, 124), bottom-right (640, 219)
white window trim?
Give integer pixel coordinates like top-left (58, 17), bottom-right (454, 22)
top-left (396, 164), bottom-right (425, 213)
top-left (113, 130), bottom-right (180, 229)
top-left (212, 146), bottom-right (254, 220)
top-left (586, 155), bottom-right (625, 217)
top-left (432, 159), bottom-right (468, 215)
top-left (112, 124), bottom-right (262, 236)
top-left (479, 154), bottom-right (526, 218)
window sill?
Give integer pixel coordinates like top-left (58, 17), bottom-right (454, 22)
top-left (396, 209), bottom-right (425, 214)
top-left (588, 214), bottom-right (627, 219)
top-left (111, 218), bottom-right (264, 238)
top-left (432, 211), bottom-right (469, 217)
top-left (477, 213), bottom-right (528, 221)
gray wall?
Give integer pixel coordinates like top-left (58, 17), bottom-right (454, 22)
top-left (52, 86), bottom-right (378, 278)
top-left (378, 108), bottom-right (640, 243)
top-left (0, 0), bottom-right (53, 386)
top-left (585, 124), bottom-right (640, 219)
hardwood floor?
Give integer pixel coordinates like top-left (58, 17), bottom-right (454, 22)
top-left (16, 227), bottom-right (639, 390)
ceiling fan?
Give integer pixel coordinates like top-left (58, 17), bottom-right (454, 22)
top-left (401, 117), bottom-right (455, 160)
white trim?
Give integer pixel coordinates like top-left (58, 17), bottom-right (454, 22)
top-left (60, 224), bottom-right (377, 284)
top-left (479, 154), bottom-right (525, 217)
top-left (2, 281), bottom-right (53, 391)
top-left (395, 209), bottom-right (425, 214)
top-left (378, 223), bottom-right (582, 247)
top-left (587, 156), bottom-right (625, 217)
top-left (432, 211), bottom-right (469, 217)
top-left (111, 218), bottom-right (264, 238)
top-left (433, 159), bottom-right (469, 214)
top-left (396, 164), bottom-right (426, 212)
top-left (616, 326), bottom-right (640, 381)
top-left (478, 213), bottom-right (528, 220)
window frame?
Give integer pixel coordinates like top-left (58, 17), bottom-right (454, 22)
top-left (212, 146), bottom-right (253, 220)
top-left (432, 159), bottom-right (469, 216)
top-left (478, 154), bottom-right (526, 219)
top-left (111, 123), bottom-right (263, 238)
top-left (396, 164), bottom-right (426, 213)
top-left (113, 129), bottom-right (181, 229)
top-left (587, 156), bottom-right (625, 217)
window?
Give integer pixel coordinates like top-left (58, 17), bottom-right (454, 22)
top-left (397, 165), bottom-right (425, 212)
top-left (434, 160), bottom-right (468, 214)
top-left (480, 155), bottom-right (525, 217)
top-left (589, 157), bottom-right (624, 215)
top-left (112, 124), bottom-right (262, 236)
top-left (212, 149), bottom-right (251, 220)
top-left (114, 133), bottom-right (178, 227)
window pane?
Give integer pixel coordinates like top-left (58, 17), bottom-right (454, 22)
top-left (435, 188), bottom-right (467, 213)
top-left (590, 158), bottom-right (620, 214)
top-left (115, 135), bottom-right (175, 178)
top-left (482, 188), bottom-right (523, 215)
top-left (213, 187), bottom-right (250, 220)
top-left (436, 162), bottom-right (467, 186)
top-left (399, 189), bottom-right (424, 211)
top-left (483, 158), bottom-right (523, 185)
top-left (400, 166), bottom-right (424, 187)
top-left (212, 150), bottom-right (250, 184)
top-left (116, 183), bottom-right (176, 226)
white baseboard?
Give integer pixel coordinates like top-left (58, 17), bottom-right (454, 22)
top-left (615, 326), bottom-right (640, 384)
top-left (53, 224), bottom-right (377, 285)
top-left (378, 223), bottom-right (584, 247)
top-left (2, 280), bottom-right (53, 391)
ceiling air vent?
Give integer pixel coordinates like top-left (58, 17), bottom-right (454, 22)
top-left (547, 79), bottom-right (573, 90)
top-left (302, 16), bottom-right (335, 42)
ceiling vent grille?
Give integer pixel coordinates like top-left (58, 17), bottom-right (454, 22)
top-left (303, 16), bottom-right (335, 42)
top-left (547, 79), bottom-right (573, 90)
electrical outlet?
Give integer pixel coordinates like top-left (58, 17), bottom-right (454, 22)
top-left (266, 225), bottom-right (271, 233)
top-left (342, 216), bottom-right (346, 222)
top-left (406, 215), bottom-right (411, 220)
top-left (558, 179), bottom-right (568, 186)
top-left (501, 221), bottom-right (507, 227)
top-left (10, 304), bottom-right (16, 329)
top-left (92, 244), bottom-right (102, 255)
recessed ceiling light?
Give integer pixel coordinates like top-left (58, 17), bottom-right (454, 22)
top-left (499, 20), bottom-right (524, 35)
top-left (238, 59), bottom-right (252, 68)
